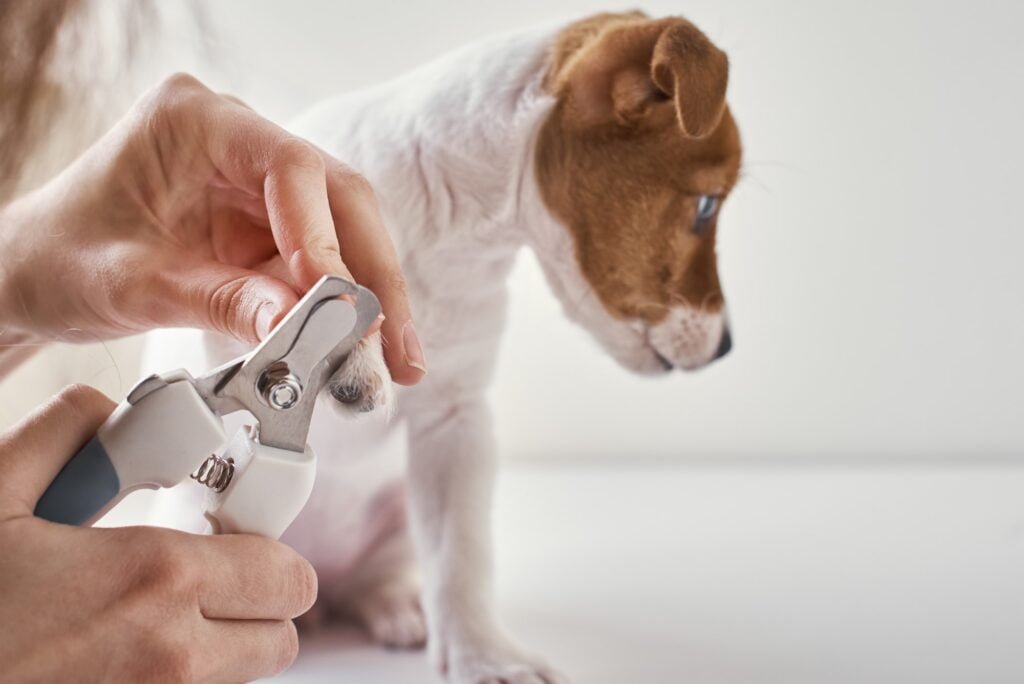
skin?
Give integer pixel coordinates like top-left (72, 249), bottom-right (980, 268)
top-left (0, 73), bottom-right (427, 679)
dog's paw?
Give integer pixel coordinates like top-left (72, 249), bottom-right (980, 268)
top-left (353, 582), bottom-right (427, 650)
top-left (431, 625), bottom-right (566, 684)
top-left (327, 332), bottom-right (394, 416)
top-left (331, 573), bottom-right (426, 650)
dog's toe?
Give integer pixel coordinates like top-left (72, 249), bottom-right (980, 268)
top-left (329, 382), bottom-right (363, 405)
top-left (343, 580), bottom-right (427, 650)
top-left (433, 630), bottom-right (567, 684)
top-left (453, 661), bottom-right (566, 684)
top-left (367, 598), bottom-right (427, 649)
top-left (329, 380), bottom-right (379, 413)
top-left (326, 333), bottom-right (393, 416)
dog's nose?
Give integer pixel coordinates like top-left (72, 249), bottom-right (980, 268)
top-left (713, 326), bottom-right (732, 361)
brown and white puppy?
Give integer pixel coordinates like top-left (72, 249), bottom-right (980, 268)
top-left (148, 10), bottom-right (743, 684)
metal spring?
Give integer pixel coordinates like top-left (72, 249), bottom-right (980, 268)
top-left (190, 455), bottom-right (235, 493)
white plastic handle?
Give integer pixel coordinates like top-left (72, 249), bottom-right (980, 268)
top-left (35, 380), bottom-right (225, 527)
top-left (201, 425), bottom-right (316, 540)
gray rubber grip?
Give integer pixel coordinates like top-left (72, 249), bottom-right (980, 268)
top-left (34, 436), bottom-right (121, 526)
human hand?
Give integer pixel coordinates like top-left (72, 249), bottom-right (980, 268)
top-left (0, 73), bottom-right (425, 384)
top-left (0, 385), bottom-right (318, 681)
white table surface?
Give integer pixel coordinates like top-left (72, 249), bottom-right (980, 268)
top-left (274, 459), bottom-right (1024, 683)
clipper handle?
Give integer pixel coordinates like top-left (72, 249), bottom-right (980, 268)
top-left (35, 381), bottom-right (226, 526)
top-left (201, 426), bottom-right (316, 540)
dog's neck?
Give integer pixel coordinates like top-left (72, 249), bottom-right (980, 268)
top-left (300, 24), bottom-right (561, 253)
top-left (403, 23), bottom-right (563, 245)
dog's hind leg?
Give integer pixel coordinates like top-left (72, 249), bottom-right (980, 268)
top-left (323, 481), bottom-right (427, 649)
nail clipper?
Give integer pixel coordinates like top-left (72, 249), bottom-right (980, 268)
top-left (34, 276), bottom-right (380, 539)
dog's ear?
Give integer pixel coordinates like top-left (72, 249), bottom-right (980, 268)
top-left (555, 16), bottom-right (728, 138)
top-left (649, 21), bottom-right (729, 138)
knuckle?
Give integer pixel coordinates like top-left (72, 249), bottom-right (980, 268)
top-left (137, 629), bottom-right (192, 683)
top-left (271, 136), bottom-right (325, 174)
top-left (146, 72), bottom-right (207, 118)
top-left (52, 384), bottom-right (111, 423)
top-left (287, 243), bottom-right (344, 285)
top-left (219, 92), bottom-right (253, 110)
top-left (157, 646), bottom-right (194, 683)
top-left (304, 241), bottom-right (344, 265)
top-left (135, 535), bottom-right (195, 597)
top-left (161, 71), bottom-right (204, 93)
top-left (54, 383), bottom-right (105, 411)
top-left (333, 167), bottom-right (376, 202)
top-left (207, 276), bottom-right (255, 340)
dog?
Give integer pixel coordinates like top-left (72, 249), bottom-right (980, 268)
top-left (142, 11), bottom-right (741, 683)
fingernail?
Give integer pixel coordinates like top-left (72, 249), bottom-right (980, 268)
top-left (256, 304), bottom-right (279, 340)
top-left (367, 313), bottom-right (385, 336)
top-left (402, 320), bottom-right (427, 373)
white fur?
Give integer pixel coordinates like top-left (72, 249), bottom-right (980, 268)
top-left (650, 306), bottom-right (727, 371)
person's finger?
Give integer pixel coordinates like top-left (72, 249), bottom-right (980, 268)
top-left (193, 534), bottom-right (317, 620)
top-left (167, 89), bottom-right (415, 357)
top-left (0, 385), bottom-right (115, 518)
top-left (154, 260), bottom-right (299, 343)
top-left (322, 160), bottom-right (427, 385)
top-left (264, 153), bottom-right (356, 289)
top-left (196, 101), bottom-right (352, 290)
top-left (197, 619), bottom-right (299, 682)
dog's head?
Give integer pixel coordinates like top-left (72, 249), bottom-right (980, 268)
top-left (534, 12), bottom-right (741, 374)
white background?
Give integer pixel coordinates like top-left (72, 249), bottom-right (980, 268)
top-left (2, 1), bottom-right (1022, 459)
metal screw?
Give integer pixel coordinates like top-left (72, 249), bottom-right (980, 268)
top-left (257, 363), bottom-right (303, 410)
top-left (268, 378), bottom-right (301, 409)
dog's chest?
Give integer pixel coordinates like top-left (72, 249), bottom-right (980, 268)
top-left (282, 407), bottom-right (408, 572)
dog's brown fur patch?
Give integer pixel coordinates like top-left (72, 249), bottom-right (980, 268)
top-left (536, 12), bottom-right (741, 324)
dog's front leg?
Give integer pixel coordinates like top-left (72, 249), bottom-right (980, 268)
top-left (406, 397), bottom-right (564, 684)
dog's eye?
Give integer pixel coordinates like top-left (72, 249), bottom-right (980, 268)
top-left (696, 195), bottom-right (719, 222)
top-left (692, 195), bottom-right (720, 235)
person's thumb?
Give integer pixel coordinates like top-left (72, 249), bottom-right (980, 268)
top-left (0, 385), bottom-right (115, 518)
top-left (163, 262), bottom-right (300, 344)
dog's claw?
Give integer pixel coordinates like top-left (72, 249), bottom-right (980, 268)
top-left (330, 383), bottom-right (362, 404)
top-left (325, 333), bottom-right (393, 417)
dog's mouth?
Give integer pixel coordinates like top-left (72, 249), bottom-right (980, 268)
top-left (651, 346), bottom-right (675, 371)
top-left (642, 312), bottom-right (732, 373)
top-left (644, 338), bottom-right (725, 373)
